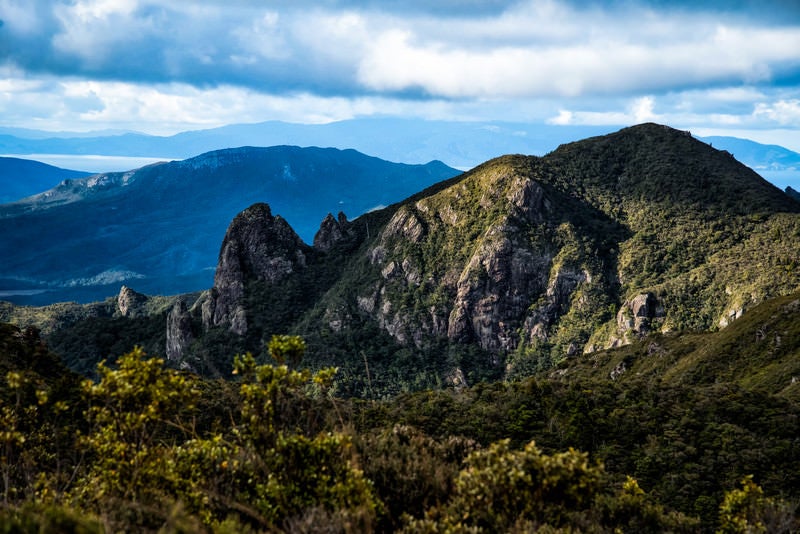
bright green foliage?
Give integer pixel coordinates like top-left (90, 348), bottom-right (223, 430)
top-left (266, 334), bottom-right (306, 367)
top-left (63, 347), bottom-right (378, 531)
top-left (594, 476), bottom-right (699, 533)
top-left (71, 347), bottom-right (199, 526)
top-left (402, 439), bottom-right (698, 533)
top-left (188, 352), bottom-right (378, 530)
top-left (2, 322), bottom-right (799, 532)
top-left (0, 342), bottom-right (77, 508)
top-left (717, 476), bottom-right (796, 534)
top-left (408, 439), bottom-right (601, 531)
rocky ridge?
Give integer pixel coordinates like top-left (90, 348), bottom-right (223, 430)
top-left (28, 124), bottom-right (800, 391)
top-left (201, 203), bottom-right (310, 335)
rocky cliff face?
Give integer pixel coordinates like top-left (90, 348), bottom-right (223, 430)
top-left (313, 212), bottom-right (352, 251)
top-left (166, 299), bottom-right (193, 362)
top-left (350, 157), bottom-right (620, 370)
top-left (117, 285), bottom-right (149, 317)
top-left (319, 124), bottom-right (800, 374)
top-left (202, 203), bottom-right (310, 335)
top-left (178, 123), bottom-right (800, 383)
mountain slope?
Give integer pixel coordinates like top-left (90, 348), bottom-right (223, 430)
top-left (281, 124), bottom-right (799, 380)
top-left (0, 157), bottom-right (90, 203)
top-left (0, 146), bottom-right (460, 304)
top-left (18, 124), bottom-right (800, 395)
top-left (234, 124), bottom-right (800, 387)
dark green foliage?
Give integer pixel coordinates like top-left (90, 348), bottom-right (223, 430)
top-left (0, 503), bottom-right (102, 534)
top-left (46, 313), bottom-right (167, 377)
top-left (1, 322), bottom-right (800, 532)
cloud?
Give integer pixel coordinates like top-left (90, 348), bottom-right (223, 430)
top-left (2, 0), bottom-right (799, 99)
top-left (0, 0), bottom-right (799, 136)
top-left (753, 100), bottom-right (800, 125)
top-left (548, 96), bottom-right (661, 126)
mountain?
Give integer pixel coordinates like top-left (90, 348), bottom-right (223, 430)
top-left (0, 120), bottom-right (615, 170)
top-left (4, 120), bottom-right (799, 190)
top-left (0, 146), bottom-right (460, 304)
top-left (699, 135), bottom-right (800, 189)
top-left (700, 135), bottom-right (800, 171)
top-left (5, 124), bottom-right (800, 533)
top-left (24, 123), bottom-right (800, 396)
top-left (0, 157), bottom-right (90, 203)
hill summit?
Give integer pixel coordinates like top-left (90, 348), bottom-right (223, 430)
top-left (126, 123), bottom-right (796, 391)
top-left (22, 123), bottom-right (800, 395)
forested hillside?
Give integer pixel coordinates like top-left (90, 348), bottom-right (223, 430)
top-left (1, 321), bottom-right (797, 532)
top-left (2, 124), bottom-right (800, 531)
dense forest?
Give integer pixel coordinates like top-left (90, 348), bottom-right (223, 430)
top-left (1, 318), bottom-right (798, 533)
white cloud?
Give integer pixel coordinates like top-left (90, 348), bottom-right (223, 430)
top-left (753, 100), bottom-right (800, 125)
top-left (348, 1), bottom-right (800, 100)
top-left (1, 0), bottom-right (799, 140)
top-left (547, 96), bottom-right (660, 126)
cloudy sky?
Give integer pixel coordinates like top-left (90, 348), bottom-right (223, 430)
top-left (1, 0), bottom-right (799, 148)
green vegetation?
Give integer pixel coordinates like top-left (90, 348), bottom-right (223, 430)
top-left (1, 323), bottom-right (799, 532)
top-left (3, 124), bottom-right (800, 531)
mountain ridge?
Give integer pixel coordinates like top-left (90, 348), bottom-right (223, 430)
top-left (6, 123), bottom-right (800, 396)
top-left (31, 123), bottom-right (796, 393)
top-left (3, 119), bottom-right (798, 186)
top-left (0, 146), bottom-right (460, 304)
top-left (0, 157), bottom-right (91, 204)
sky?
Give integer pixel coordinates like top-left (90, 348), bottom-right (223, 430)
top-left (1, 0), bottom-right (799, 149)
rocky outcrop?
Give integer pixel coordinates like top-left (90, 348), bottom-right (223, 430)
top-left (358, 171), bottom-right (574, 356)
top-left (202, 203), bottom-right (309, 335)
top-left (313, 212), bottom-right (352, 251)
top-left (117, 285), bottom-right (148, 317)
top-left (523, 266), bottom-right (590, 342)
top-left (166, 299), bottom-right (193, 362)
top-left (605, 292), bottom-right (666, 348)
top-left (617, 292), bottom-right (664, 334)
top-left (447, 222), bottom-right (552, 352)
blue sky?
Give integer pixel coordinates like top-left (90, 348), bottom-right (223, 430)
top-left (1, 0), bottom-right (799, 149)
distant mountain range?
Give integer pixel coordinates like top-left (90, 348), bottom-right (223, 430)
top-left (0, 157), bottom-right (90, 203)
top-left (3, 119), bottom-right (798, 182)
top-left (0, 146), bottom-right (459, 304)
top-left (0, 120), bottom-right (614, 170)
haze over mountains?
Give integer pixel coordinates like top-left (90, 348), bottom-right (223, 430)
top-left (3, 119), bottom-right (799, 186)
top-left (0, 146), bottom-right (459, 304)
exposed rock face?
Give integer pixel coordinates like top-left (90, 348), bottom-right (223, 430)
top-left (166, 299), bottom-right (193, 362)
top-left (447, 222), bottom-right (552, 352)
top-left (203, 203), bottom-right (309, 335)
top-left (619, 292), bottom-right (664, 334)
top-left (523, 266), bottom-right (589, 343)
top-left (117, 285), bottom-right (148, 317)
top-left (356, 168), bottom-right (603, 358)
top-left (610, 292), bottom-right (666, 347)
top-left (313, 212), bottom-right (352, 251)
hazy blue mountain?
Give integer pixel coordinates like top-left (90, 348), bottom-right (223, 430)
top-left (3, 120), bottom-right (799, 188)
top-left (0, 120), bottom-right (617, 169)
top-left (698, 135), bottom-right (800, 189)
top-left (0, 157), bottom-right (91, 203)
top-left (0, 146), bottom-right (460, 305)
